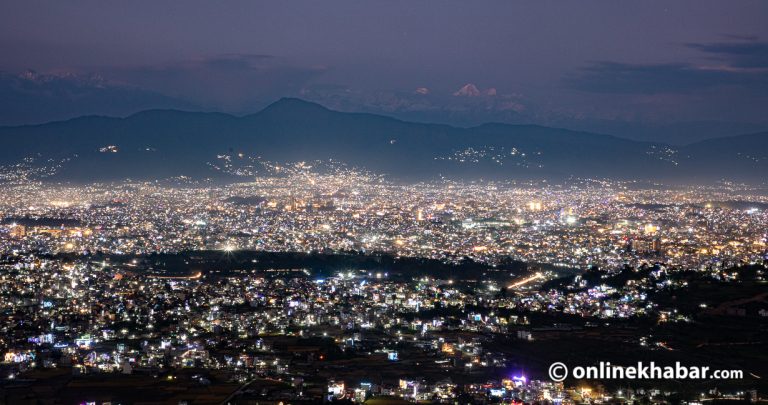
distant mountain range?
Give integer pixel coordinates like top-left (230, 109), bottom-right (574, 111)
top-left (0, 98), bottom-right (766, 183)
top-left (0, 71), bottom-right (198, 126)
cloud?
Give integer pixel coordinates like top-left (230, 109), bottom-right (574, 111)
top-left (566, 40), bottom-right (768, 95)
top-left (0, 70), bottom-right (196, 125)
top-left (196, 54), bottom-right (274, 70)
top-left (101, 54), bottom-right (327, 111)
top-left (565, 62), bottom-right (734, 94)
top-left (686, 40), bottom-right (768, 69)
top-left (721, 34), bottom-right (760, 42)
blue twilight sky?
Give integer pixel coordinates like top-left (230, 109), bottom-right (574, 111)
top-left (1, 0), bottom-right (768, 130)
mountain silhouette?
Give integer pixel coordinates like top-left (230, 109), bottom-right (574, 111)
top-left (0, 98), bottom-right (765, 182)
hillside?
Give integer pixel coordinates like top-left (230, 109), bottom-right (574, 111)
top-left (0, 98), bottom-right (765, 182)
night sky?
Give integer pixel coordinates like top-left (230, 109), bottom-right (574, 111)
top-left (2, 1), bottom-right (767, 130)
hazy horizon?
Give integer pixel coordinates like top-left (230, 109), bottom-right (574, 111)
top-left (2, 1), bottom-right (768, 142)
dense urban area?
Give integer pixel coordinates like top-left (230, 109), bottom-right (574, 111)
top-left (1, 169), bottom-right (766, 404)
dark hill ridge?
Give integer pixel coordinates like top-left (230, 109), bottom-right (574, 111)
top-left (0, 98), bottom-right (766, 182)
